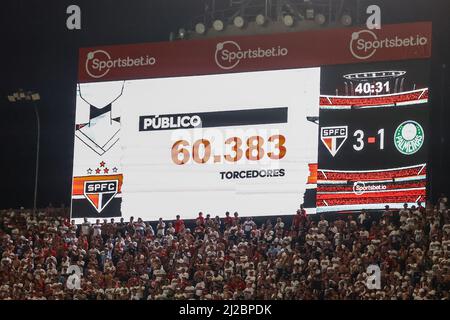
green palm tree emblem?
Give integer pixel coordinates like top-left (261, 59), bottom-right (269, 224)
top-left (394, 120), bottom-right (424, 155)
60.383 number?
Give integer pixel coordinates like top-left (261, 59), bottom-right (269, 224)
top-left (171, 135), bottom-right (286, 165)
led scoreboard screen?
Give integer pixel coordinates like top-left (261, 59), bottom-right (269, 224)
top-left (71, 22), bottom-right (432, 220)
top-left (318, 60), bottom-right (429, 212)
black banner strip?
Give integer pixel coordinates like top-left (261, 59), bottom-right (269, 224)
top-left (139, 107), bottom-right (287, 131)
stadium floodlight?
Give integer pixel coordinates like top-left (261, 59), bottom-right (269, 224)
top-left (178, 28), bottom-right (186, 39)
top-left (7, 89), bottom-right (41, 215)
top-left (8, 89), bottom-right (40, 102)
top-left (314, 13), bottom-right (326, 25)
top-left (283, 14), bottom-right (294, 27)
top-left (233, 16), bottom-right (245, 28)
top-left (255, 14), bottom-right (266, 26)
top-left (31, 93), bottom-right (41, 101)
top-left (341, 14), bottom-right (352, 26)
top-left (212, 19), bottom-right (224, 31)
top-left (195, 22), bottom-right (206, 35)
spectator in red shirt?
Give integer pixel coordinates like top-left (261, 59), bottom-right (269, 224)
top-left (300, 204), bottom-right (307, 217)
top-left (174, 215), bottom-right (185, 234)
top-left (228, 275), bottom-right (245, 292)
top-left (224, 212), bottom-right (233, 228)
top-left (196, 212), bottom-right (205, 226)
top-left (292, 205), bottom-right (307, 231)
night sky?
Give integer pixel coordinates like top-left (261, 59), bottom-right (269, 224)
top-left (0, 0), bottom-right (449, 210)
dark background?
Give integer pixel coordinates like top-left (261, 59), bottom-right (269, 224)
top-left (0, 0), bottom-right (449, 210)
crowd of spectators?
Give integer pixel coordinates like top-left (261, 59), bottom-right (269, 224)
top-left (1, 196), bottom-right (449, 300)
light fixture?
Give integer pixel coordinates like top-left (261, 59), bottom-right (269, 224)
top-left (314, 13), bottom-right (326, 25)
top-left (178, 28), bottom-right (186, 39)
top-left (6, 89), bottom-right (41, 215)
top-left (212, 19), bottom-right (224, 31)
top-left (283, 14), bottom-right (294, 27)
top-left (195, 22), bottom-right (206, 35)
top-left (255, 14), bottom-right (266, 26)
top-left (233, 16), bottom-right (245, 28)
top-left (7, 90), bottom-right (40, 102)
top-left (341, 14), bottom-right (352, 26)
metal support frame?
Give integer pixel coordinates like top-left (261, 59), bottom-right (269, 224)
top-left (194, 0), bottom-right (357, 27)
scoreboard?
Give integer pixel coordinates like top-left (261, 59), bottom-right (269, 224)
top-left (70, 22), bottom-right (432, 221)
top-left (317, 60), bottom-right (429, 212)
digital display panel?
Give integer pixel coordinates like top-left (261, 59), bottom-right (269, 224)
top-left (72, 69), bottom-right (319, 219)
top-left (70, 22), bottom-right (432, 221)
top-left (317, 60), bottom-right (429, 212)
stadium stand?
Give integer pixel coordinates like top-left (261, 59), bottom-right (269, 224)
top-left (0, 197), bottom-right (449, 300)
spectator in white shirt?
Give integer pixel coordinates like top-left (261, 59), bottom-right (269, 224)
top-left (92, 219), bottom-right (102, 237)
top-left (157, 218), bottom-right (166, 238)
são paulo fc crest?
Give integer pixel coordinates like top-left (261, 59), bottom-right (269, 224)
top-left (394, 120), bottom-right (424, 155)
top-left (83, 180), bottom-right (118, 213)
top-left (320, 126), bottom-right (348, 157)
top-left (71, 161), bottom-right (122, 216)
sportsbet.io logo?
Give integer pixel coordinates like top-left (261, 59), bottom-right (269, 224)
top-left (353, 181), bottom-right (387, 195)
top-left (349, 29), bottom-right (428, 60)
top-left (394, 120), bottom-right (424, 155)
top-left (85, 50), bottom-right (156, 79)
top-left (214, 40), bottom-right (288, 70)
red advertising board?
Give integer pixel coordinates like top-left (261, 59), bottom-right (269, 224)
top-left (78, 22), bottom-right (432, 83)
